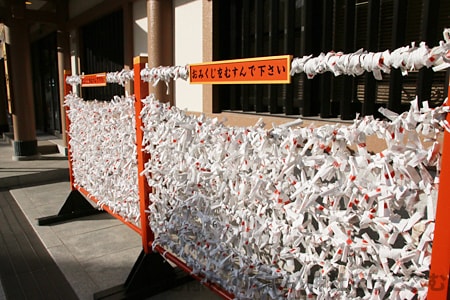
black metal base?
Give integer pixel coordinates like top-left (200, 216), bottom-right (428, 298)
top-left (37, 189), bottom-right (103, 225)
top-left (38, 190), bottom-right (194, 298)
top-left (94, 250), bottom-right (194, 300)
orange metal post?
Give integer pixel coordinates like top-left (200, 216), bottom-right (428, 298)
top-left (132, 56), bottom-right (233, 297)
top-left (133, 56), bottom-right (153, 253)
top-left (63, 71), bottom-right (76, 190)
top-left (428, 81), bottom-right (450, 299)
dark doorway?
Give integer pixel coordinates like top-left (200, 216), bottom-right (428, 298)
top-left (80, 9), bottom-right (125, 101)
top-left (31, 32), bottom-right (61, 135)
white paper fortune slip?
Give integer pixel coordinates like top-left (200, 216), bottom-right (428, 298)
top-left (65, 94), bottom-right (140, 223)
top-left (139, 94), bottom-right (448, 299)
top-left (291, 30), bottom-right (450, 80)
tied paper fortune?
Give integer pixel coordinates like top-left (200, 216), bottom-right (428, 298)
top-left (141, 94), bottom-right (448, 299)
top-left (65, 94), bottom-right (140, 223)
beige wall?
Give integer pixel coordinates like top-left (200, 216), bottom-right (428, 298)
top-left (133, 0), bottom-right (148, 57)
top-left (173, 0), bottom-right (203, 112)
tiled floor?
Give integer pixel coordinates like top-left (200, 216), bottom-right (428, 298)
top-left (0, 136), bottom-right (221, 300)
top-left (10, 181), bottom-right (142, 299)
top-left (0, 190), bottom-right (78, 300)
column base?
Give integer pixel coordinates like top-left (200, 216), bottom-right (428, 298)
top-left (12, 140), bottom-right (40, 161)
top-left (12, 153), bottom-right (42, 161)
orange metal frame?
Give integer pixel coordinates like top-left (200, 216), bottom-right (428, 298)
top-left (133, 56), bottom-right (153, 254)
top-left (64, 57), bottom-right (449, 300)
top-left (64, 58), bottom-right (234, 299)
top-left (132, 56), bottom-right (234, 299)
top-left (63, 70), bottom-right (74, 189)
top-left (427, 81), bottom-right (450, 299)
top-left (64, 70), bottom-right (144, 237)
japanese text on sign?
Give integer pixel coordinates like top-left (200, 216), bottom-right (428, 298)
top-left (189, 55), bottom-right (292, 84)
top-left (81, 73), bottom-right (107, 87)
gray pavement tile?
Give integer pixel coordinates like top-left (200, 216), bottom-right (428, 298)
top-left (47, 244), bottom-right (100, 300)
top-left (61, 224), bottom-right (141, 263)
top-left (11, 183), bottom-right (65, 222)
top-left (31, 225), bottom-right (64, 249)
top-left (9, 188), bottom-right (38, 209)
top-left (10, 188), bottom-right (65, 248)
top-left (50, 213), bottom-right (125, 238)
top-left (1, 142), bottom-right (228, 300)
top-left (81, 246), bottom-right (142, 291)
top-left (14, 181), bottom-right (71, 204)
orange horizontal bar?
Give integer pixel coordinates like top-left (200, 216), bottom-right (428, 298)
top-left (81, 72), bottom-right (107, 87)
top-left (76, 186), bottom-right (142, 236)
top-left (189, 55), bottom-right (292, 84)
top-left (152, 244), bottom-right (234, 299)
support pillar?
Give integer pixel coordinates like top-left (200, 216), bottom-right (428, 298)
top-left (57, 30), bottom-right (70, 149)
top-left (56, 0), bottom-right (70, 149)
top-left (147, 0), bottom-right (173, 104)
top-left (203, 0), bottom-right (214, 113)
top-left (8, 1), bottom-right (38, 160)
top-left (0, 50), bottom-right (8, 134)
top-left (69, 29), bottom-right (81, 97)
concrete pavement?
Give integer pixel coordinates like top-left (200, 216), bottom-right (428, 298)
top-left (0, 135), bottom-right (220, 300)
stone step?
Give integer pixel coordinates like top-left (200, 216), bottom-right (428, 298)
top-left (2, 132), bottom-right (67, 155)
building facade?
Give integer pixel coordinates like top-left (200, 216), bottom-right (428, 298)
top-left (0, 0), bottom-right (449, 159)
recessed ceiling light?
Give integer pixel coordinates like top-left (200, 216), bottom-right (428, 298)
top-left (25, 1), bottom-right (32, 5)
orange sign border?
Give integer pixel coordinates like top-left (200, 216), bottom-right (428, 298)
top-left (81, 72), bottom-right (107, 87)
top-left (189, 55), bottom-right (292, 85)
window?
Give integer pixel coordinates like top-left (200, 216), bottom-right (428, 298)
top-left (80, 10), bottom-right (124, 101)
top-left (214, 0), bottom-right (449, 120)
